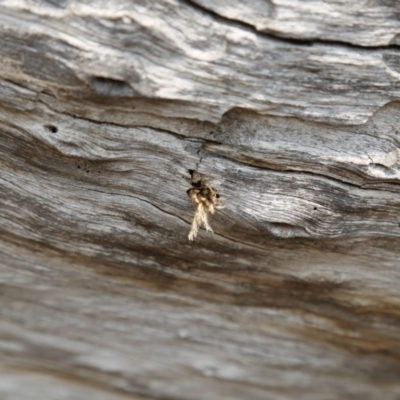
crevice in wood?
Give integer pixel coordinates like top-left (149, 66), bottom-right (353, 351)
top-left (182, 0), bottom-right (400, 50)
top-left (85, 186), bottom-right (193, 229)
top-left (202, 142), bottom-right (400, 193)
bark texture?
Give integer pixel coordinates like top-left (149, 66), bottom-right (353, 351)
top-left (1, 1), bottom-right (400, 399)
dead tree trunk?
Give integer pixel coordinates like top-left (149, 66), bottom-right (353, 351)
top-left (1, 1), bottom-right (400, 399)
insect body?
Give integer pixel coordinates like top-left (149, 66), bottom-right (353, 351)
top-left (187, 169), bottom-right (222, 241)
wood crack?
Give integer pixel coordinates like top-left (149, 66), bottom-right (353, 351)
top-left (202, 142), bottom-right (400, 194)
top-left (182, 0), bottom-right (400, 50)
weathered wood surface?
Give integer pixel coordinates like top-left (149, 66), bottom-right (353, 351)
top-left (190, 0), bottom-right (400, 46)
top-left (1, 1), bottom-right (400, 399)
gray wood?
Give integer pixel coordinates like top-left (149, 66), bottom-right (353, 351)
top-left (1, 1), bottom-right (400, 399)
top-left (191, 0), bottom-right (400, 46)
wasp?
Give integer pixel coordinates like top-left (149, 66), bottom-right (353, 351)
top-left (187, 169), bottom-right (222, 241)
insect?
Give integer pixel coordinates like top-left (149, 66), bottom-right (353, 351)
top-left (186, 169), bottom-right (223, 241)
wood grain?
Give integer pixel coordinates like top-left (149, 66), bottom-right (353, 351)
top-left (2, 0), bottom-right (400, 125)
top-left (1, 1), bottom-right (400, 399)
top-left (190, 0), bottom-right (400, 46)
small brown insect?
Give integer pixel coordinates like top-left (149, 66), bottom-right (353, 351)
top-left (187, 169), bottom-right (222, 241)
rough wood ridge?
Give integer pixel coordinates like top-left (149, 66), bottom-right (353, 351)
top-left (1, 1), bottom-right (400, 399)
